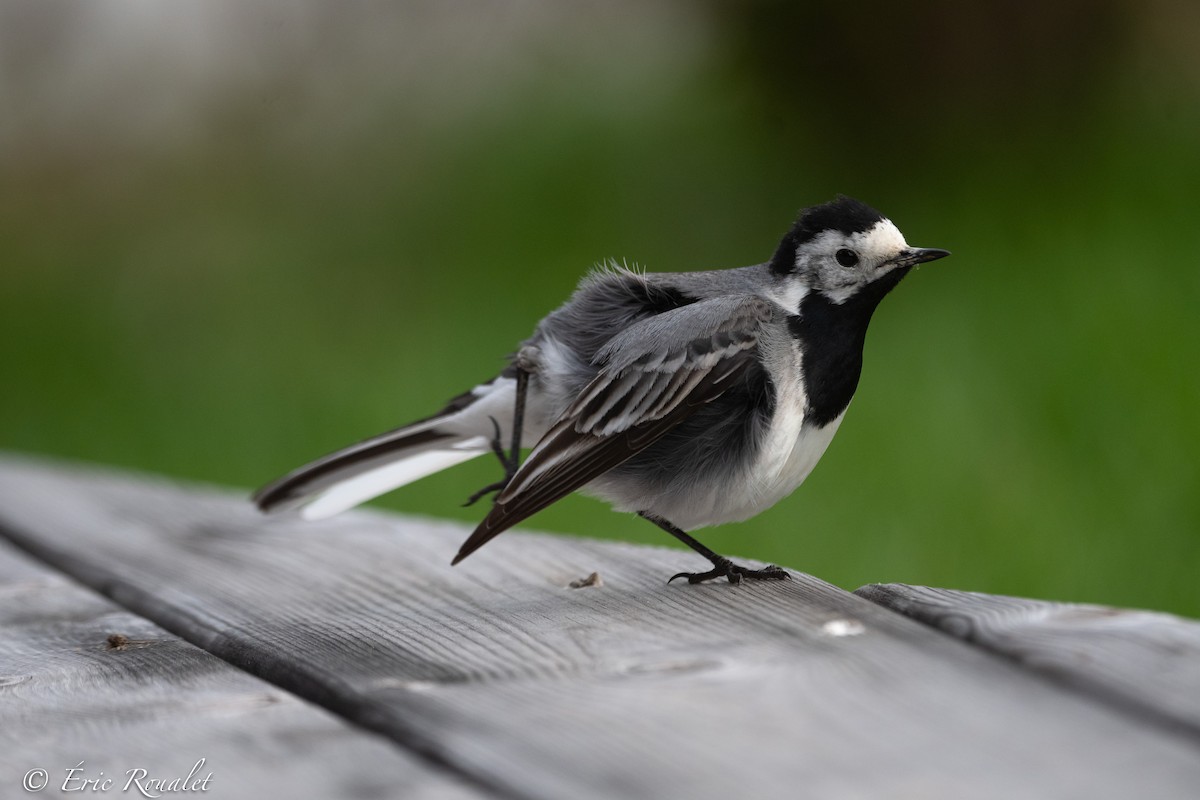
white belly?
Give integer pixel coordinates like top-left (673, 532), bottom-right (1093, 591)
top-left (639, 405), bottom-right (847, 531)
top-left (739, 408), bottom-right (845, 520)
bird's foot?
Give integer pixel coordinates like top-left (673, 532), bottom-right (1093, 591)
top-left (462, 479), bottom-right (508, 507)
top-left (668, 558), bottom-right (790, 585)
top-left (463, 417), bottom-right (518, 507)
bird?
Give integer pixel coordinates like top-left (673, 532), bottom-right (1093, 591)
top-left (253, 196), bottom-right (949, 584)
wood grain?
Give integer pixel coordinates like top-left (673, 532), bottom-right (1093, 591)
top-left (856, 582), bottom-right (1200, 738)
top-left (0, 538), bottom-right (484, 800)
top-left (1, 454), bottom-right (1199, 800)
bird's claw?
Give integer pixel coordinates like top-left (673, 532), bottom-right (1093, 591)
top-left (462, 479), bottom-right (508, 507)
top-left (667, 560), bottom-right (790, 585)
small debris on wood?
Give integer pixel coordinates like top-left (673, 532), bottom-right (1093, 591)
top-left (105, 632), bottom-right (153, 650)
top-left (569, 572), bottom-right (603, 589)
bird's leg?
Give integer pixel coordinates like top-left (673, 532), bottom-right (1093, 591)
top-left (463, 366), bottom-right (530, 507)
top-left (637, 512), bottom-right (789, 585)
top-left (462, 417), bottom-right (512, 506)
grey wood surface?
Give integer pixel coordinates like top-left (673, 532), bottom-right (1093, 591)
top-left (0, 537), bottom-right (485, 800)
top-left (1, 454), bottom-right (1198, 800)
top-left (856, 582), bottom-right (1200, 739)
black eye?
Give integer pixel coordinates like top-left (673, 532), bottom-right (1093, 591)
top-left (835, 248), bottom-right (859, 268)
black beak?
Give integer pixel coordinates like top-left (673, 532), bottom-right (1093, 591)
top-left (894, 247), bottom-right (951, 268)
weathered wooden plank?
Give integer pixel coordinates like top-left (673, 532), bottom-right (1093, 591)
top-left (856, 582), bottom-right (1200, 737)
top-left (1, 455), bottom-right (1199, 800)
top-left (0, 538), bottom-right (485, 800)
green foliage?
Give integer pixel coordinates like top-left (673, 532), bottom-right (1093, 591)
top-left (3, 10), bottom-right (1198, 616)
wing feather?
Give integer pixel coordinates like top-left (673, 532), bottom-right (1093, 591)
top-left (451, 294), bottom-right (772, 564)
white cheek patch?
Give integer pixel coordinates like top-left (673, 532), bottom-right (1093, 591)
top-left (823, 220), bottom-right (911, 304)
top-left (794, 219), bottom-right (913, 306)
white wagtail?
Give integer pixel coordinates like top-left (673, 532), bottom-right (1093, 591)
top-left (255, 196), bottom-right (949, 583)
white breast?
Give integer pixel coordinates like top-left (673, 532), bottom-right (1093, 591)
top-left (745, 405), bottom-right (845, 516)
top-left (703, 375), bottom-right (845, 524)
top-left (640, 332), bottom-right (847, 530)
top-left (641, 407), bottom-right (844, 531)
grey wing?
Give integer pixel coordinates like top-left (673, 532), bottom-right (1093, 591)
top-left (452, 294), bottom-right (772, 563)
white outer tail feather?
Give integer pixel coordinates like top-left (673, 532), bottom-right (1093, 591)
top-left (299, 435), bottom-right (490, 520)
top-left (259, 376), bottom-right (520, 519)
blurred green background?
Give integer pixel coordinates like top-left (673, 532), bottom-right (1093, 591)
top-left (2, 1), bottom-right (1198, 615)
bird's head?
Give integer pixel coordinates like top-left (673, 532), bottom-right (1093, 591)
top-left (768, 196), bottom-right (949, 308)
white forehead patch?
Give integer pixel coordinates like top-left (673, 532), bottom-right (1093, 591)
top-left (846, 219), bottom-right (907, 262)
